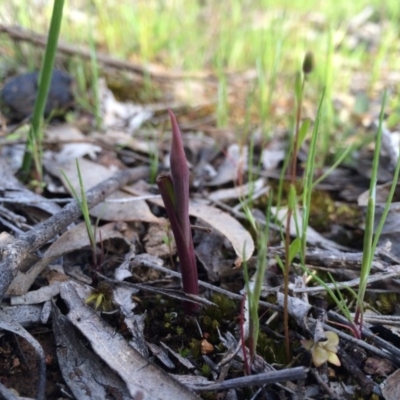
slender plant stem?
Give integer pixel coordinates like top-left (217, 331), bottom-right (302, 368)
top-left (21, 0), bottom-right (65, 183)
top-left (355, 92), bottom-right (387, 326)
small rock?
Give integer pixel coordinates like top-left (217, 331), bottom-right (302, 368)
top-left (0, 69), bottom-right (74, 122)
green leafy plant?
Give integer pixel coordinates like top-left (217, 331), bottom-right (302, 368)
top-left (279, 84), bottom-right (400, 339)
top-left (242, 202), bottom-right (271, 367)
top-left (61, 160), bottom-right (101, 275)
top-left (282, 51), bottom-right (315, 361)
top-left (156, 111), bottom-right (199, 315)
top-left (355, 91), bottom-right (400, 327)
top-left (89, 27), bottom-right (102, 130)
top-left (21, 0), bottom-right (65, 187)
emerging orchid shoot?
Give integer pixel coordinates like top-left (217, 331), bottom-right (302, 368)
top-left (156, 110), bottom-right (199, 314)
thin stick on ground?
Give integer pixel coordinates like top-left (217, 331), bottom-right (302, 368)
top-left (190, 367), bottom-right (308, 392)
top-left (0, 166), bottom-right (149, 300)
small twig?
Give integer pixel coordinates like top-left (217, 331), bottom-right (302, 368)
top-left (132, 255), bottom-right (281, 312)
top-left (323, 316), bottom-right (400, 365)
top-left (310, 368), bottom-right (340, 400)
top-left (190, 367), bottom-right (308, 391)
top-left (97, 273), bottom-right (213, 307)
top-left (0, 24), bottom-right (215, 82)
top-left (0, 382), bottom-right (19, 400)
top-left (290, 270), bottom-right (400, 294)
top-left (337, 347), bottom-right (375, 396)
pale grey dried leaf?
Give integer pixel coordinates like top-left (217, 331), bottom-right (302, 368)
top-left (208, 178), bottom-right (266, 202)
top-left (0, 309), bottom-right (46, 400)
top-left (0, 381), bottom-right (19, 400)
top-left (327, 381), bottom-right (357, 398)
top-left (206, 144), bottom-right (248, 186)
top-left (160, 341), bottom-right (196, 370)
top-left (40, 300), bottom-right (52, 324)
top-left (357, 182), bottom-right (400, 206)
top-left (217, 331), bottom-right (241, 368)
top-left (44, 221), bottom-right (127, 259)
top-left (355, 122), bottom-right (399, 183)
top-left (225, 389), bottom-right (239, 400)
top-left (1, 186), bottom-right (62, 216)
top-left (358, 185), bottom-right (400, 256)
top-left (60, 282), bottom-right (200, 400)
top-left (277, 292), bottom-right (312, 331)
top-left (114, 250), bottom-right (135, 281)
top-left (113, 287), bottom-right (147, 357)
top-left (261, 147), bottom-right (285, 171)
top-left (48, 156), bottom-right (115, 187)
top-left (0, 157), bottom-right (61, 216)
top-left (382, 369), bottom-right (400, 400)
top-left (132, 252), bottom-right (164, 268)
top-left (113, 286), bottom-right (138, 316)
top-left (189, 199), bottom-right (254, 262)
top-left (171, 374), bottom-right (210, 386)
top-left (6, 256), bottom-right (58, 296)
top-left (10, 282), bottom-right (63, 305)
top-left (52, 157), bottom-right (161, 223)
top-left (99, 78), bottom-right (153, 133)
top-left (52, 304), bottom-right (131, 400)
top-left (57, 142), bottom-right (102, 162)
top-left (147, 342), bottom-right (175, 369)
top-left (0, 304), bottom-right (42, 327)
top-left (91, 192), bottom-right (161, 223)
top-left (124, 313), bottom-right (146, 340)
top-left (195, 223), bottom-right (227, 281)
top-left (241, 280), bottom-right (255, 340)
top-left (45, 123), bottom-right (85, 141)
top-left (143, 223), bottom-right (176, 257)
top-left (376, 121), bottom-right (399, 172)
top-left (313, 319), bottom-right (328, 343)
top-left (271, 206), bottom-right (352, 251)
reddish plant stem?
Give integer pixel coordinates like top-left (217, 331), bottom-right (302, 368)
top-left (156, 111), bottom-right (199, 314)
top-left (157, 175), bottom-right (199, 314)
top-left (327, 320), bottom-right (361, 340)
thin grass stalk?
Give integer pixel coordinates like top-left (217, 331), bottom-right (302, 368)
top-left (21, 0), bottom-right (64, 183)
top-left (61, 161), bottom-right (96, 259)
top-left (355, 92), bottom-right (387, 324)
top-left (371, 132), bottom-right (400, 250)
top-left (300, 88), bottom-right (325, 258)
top-left (312, 143), bottom-right (356, 188)
top-left (89, 29), bottom-right (102, 130)
top-left (249, 203), bottom-right (271, 360)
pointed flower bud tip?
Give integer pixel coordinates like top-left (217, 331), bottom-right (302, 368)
top-left (302, 51), bottom-right (314, 74)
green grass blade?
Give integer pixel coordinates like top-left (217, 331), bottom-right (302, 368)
top-left (21, 0), bottom-right (65, 182)
top-left (356, 91), bottom-right (387, 320)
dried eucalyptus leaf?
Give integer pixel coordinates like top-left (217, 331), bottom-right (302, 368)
top-left (52, 304), bottom-right (131, 400)
top-left (60, 282), bottom-right (200, 400)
